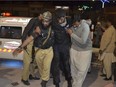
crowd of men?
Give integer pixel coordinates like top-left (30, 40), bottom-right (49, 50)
top-left (12, 8), bottom-right (116, 87)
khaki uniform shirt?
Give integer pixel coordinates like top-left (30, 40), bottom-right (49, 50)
top-left (100, 25), bottom-right (116, 53)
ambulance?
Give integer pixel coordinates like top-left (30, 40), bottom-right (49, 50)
top-left (0, 17), bottom-right (31, 60)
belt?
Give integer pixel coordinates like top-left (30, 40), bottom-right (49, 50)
top-left (41, 46), bottom-right (51, 49)
top-left (35, 46), bottom-right (51, 49)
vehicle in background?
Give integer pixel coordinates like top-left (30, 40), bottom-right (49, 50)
top-left (0, 17), bottom-right (31, 60)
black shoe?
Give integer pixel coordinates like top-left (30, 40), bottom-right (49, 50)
top-left (21, 79), bottom-right (30, 85)
top-left (100, 74), bottom-right (106, 77)
top-left (55, 84), bottom-right (59, 87)
top-left (88, 71), bottom-right (91, 74)
top-left (41, 80), bottom-right (47, 87)
top-left (50, 74), bottom-right (53, 78)
top-left (104, 77), bottom-right (112, 81)
top-left (29, 74), bottom-right (34, 80)
top-left (29, 74), bottom-right (40, 80)
top-left (34, 76), bottom-right (40, 80)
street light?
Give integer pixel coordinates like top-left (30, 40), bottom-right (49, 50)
top-left (100, 0), bottom-right (110, 8)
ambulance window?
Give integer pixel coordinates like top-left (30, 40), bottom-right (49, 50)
top-left (0, 26), bottom-right (22, 39)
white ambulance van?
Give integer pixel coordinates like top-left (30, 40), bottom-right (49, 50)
top-left (0, 17), bottom-right (31, 60)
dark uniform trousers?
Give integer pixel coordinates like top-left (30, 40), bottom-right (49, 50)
top-left (52, 44), bottom-right (72, 85)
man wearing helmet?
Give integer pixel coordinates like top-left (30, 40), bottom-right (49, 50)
top-left (13, 11), bottom-right (54, 87)
top-left (51, 9), bottom-right (72, 87)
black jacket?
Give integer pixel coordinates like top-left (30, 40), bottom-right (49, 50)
top-left (32, 23), bottom-right (54, 49)
top-left (22, 17), bottom-right (40, 42)
top-left (52, 18), bottom-right (72, 46)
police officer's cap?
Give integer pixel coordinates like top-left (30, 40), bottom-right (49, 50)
top-left (42, 11), bottom-right (52, 21)
top-left (55, 8), bottom-right (66, 18)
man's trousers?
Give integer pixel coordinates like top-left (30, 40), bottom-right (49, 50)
top-left (52, 45), bottom-right (72, 85)
top-left (70, 48), bottom-right (92, 87)
top-left (35, 47), bottom-right (53, 81)
top-left (22, 41), bottom-right (36, 80)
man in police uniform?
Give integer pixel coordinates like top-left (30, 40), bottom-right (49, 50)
top-left (13, 11), bottom-right (54, 87)
top-left (51, 9), bottom-right (72, 87)
top-left (21, 12), bottom-right (43, 85)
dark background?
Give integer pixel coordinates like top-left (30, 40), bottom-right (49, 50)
top-left (0, 0), bottom-right (116, 26)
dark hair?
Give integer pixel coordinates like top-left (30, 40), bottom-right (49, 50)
top-left (99, 16), bottom-right (113, 23)
top-left (100, 18), bottom-right (108, 29)
top-left (54, 8), bottom-right (66, 18)
top-left (106, 16), bottom-right (113, 24)
top-left (81, 12), bottom-right (91, 20)
top-left (72, 14), bottom-right (81, 23)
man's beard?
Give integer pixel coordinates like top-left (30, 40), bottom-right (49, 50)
top-left (43, 23), bottom-right (51, 29)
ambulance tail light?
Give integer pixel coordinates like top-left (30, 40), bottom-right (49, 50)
top-left (0, 48), bottom-right (13, 52)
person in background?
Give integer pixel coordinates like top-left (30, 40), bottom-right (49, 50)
top-left (99, 17), bottom-right (116, 81)
top-left (66, 13), bottom-right (92, 87)
top-left (93, 21), bottom-right (104, 48)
